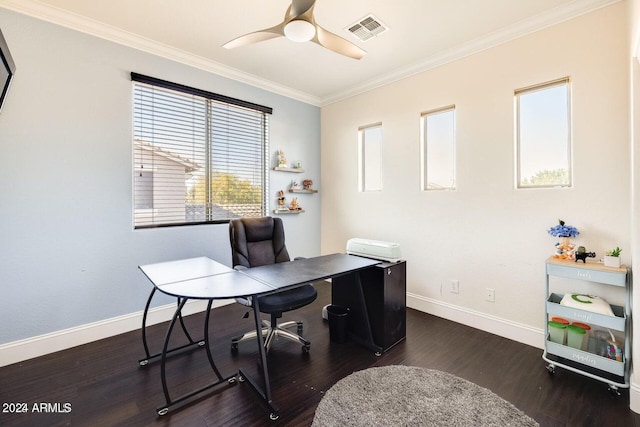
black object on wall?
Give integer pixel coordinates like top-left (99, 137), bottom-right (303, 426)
top-left (0, 28), bottom-right (15, 114)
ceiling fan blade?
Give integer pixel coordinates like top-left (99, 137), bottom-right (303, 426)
top-left (223, 23), bottom-right (285, 49)
top-left (290, 0), bottom-right (316, 18)
top-left (313, 25), bottom-right (366, 60)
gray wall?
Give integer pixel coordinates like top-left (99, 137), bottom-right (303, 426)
top-left (0, 9), bottom-right (321, 344)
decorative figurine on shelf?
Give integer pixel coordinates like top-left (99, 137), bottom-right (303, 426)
top-left (547, 219), bottom-right (579, 261)
top-left (277, 150), bottom-right (288, 168)
top-left (574, 246), bottom-right (596, 263)
top-left (289, 197), bottom-right (301, 211)
top-left (554, 238), bottom-right (577, 261)
top-left (303, 179), bottom-right (313, 190)
top-left (277, 190), bottom-right (286, 206)
top-left (290, 181), bottom-right (301, 191)
top-left (292, 160), bottom-right (302, 169)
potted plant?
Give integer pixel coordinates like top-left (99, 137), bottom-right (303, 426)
top-left (604, 247), bottom-right (622, 268)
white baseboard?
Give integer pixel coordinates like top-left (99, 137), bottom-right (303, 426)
top-left (407, 292), bottom-right (544, 349)
top-left (629, 369), bottom-right (640, 414)
top-left (0, 299), bottom-right (233, 367)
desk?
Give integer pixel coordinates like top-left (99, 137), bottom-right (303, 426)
top-left (138, 253), bottom-right (380, 420)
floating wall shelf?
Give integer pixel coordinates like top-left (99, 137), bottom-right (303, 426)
top-left (273, 209), bottom-right (305, 215)
top-left (274, 167), bottom-right (304, 173)
top-left (290, 189), bottom-right (318, 193)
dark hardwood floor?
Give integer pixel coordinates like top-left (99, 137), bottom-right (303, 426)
top-left (2, 282), bottom-right (639, 426)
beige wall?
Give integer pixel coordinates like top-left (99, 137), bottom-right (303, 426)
top-left (321, 3), bottom-right (629, 347)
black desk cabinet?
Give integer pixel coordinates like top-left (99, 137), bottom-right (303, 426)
top-left (332, 260), bottom-right (406, 352)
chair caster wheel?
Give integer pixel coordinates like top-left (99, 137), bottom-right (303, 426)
top-left (302, 345), bottom-right (310, 353)
top-left (546, 364), bottom-right (555, 374)
top-left (231, 342), bottom-right (238, 354)
top-left (269, 412), bottom-right (280, 420)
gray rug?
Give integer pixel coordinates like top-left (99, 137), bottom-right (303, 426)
top-left (312, 365), bottom-right (538, 426)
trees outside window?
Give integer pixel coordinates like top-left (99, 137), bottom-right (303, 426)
top-left (132, 74), bottom-right (270, 228)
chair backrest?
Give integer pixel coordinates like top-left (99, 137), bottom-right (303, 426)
top-left (229, 216), bottom-right (291, 268)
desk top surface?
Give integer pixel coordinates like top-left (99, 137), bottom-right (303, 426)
top-left (139, 256), bottom-right (234, 286)
top-left (139, 257), bottom-right (256, 299)
top-left (151, 270), bottom-right (275, 299)
top-left (139, 253), bottom-right (380, 300)
top-left (240, 253), bottom-right (380, 289)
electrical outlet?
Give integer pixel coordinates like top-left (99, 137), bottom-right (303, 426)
top-left (449, 280), bottom-right (459, 294)
top-left (486, 288), bottom-right (495, 302)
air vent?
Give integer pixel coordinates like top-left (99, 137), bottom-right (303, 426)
top-left (347, 14), bottom-right (388, 42)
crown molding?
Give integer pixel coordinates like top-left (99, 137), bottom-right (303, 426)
top-left (0, 0), bottom-right (323, 106)
top-left (320, 0), bottom-right (622, 106)
top-left (0, 0), bottom-right (621, 107)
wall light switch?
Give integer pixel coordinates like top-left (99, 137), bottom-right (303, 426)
top-left (449, 280), bottom-right (459, 294)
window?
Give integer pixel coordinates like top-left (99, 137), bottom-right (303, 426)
top-left (132, 73), bottom-right (271, 228)
top-left (421, 106), bottom-right (456, 190)
top-left (515, 78), bottom-right (571, 188)
top-left (358, 123), bottom-right (383, 192)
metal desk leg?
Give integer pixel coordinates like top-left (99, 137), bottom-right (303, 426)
top-left (138, 288), bottom-right (205, 366)
top-left (139, 287), bottom-right (156, 364)
top-left (203, 299), bottom-right (224, 380)
top-left (156, 298), bottom-right (237, 416)
top-left (238, 297), bottom-right (280, 421)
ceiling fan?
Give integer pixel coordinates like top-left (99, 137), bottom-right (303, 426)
top-left (222, 0), bottom-right (366, 60)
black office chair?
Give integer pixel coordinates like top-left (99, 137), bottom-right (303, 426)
top-left (229, 216), bottom-right (317, 353)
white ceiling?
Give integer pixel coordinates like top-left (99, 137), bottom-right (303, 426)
top-left (0, 0), bottom-right (620, 105)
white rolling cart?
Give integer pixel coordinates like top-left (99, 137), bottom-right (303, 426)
top-left (543, 257), bottom-right (630, 394)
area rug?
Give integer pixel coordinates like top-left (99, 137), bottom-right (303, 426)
top-left (312, 365), bottom-right (538, 426)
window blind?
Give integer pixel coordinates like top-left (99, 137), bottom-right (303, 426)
top-left (132, 73), bottom-right (270, 228)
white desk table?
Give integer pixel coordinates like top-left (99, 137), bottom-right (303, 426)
top-left (138, 254), bottom-right (380, 420)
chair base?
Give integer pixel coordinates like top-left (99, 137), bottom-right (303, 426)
top-left (231, 319), bottom-right (310, 353)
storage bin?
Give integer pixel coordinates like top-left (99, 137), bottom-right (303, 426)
top-left (566, 324), bottom-right (586, 349)
top-left (571, 322), bottom-right (591, 351)
top-left (551, 317), bottom-right (569, 325)
top-left (548, 321), bottom-right (567, 345)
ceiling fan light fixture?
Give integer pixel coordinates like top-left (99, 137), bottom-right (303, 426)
top-left (284, 19), bottom-right (316, 42)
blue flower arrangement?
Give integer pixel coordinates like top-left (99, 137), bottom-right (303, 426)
top-left (547, 219), bottom-right (579, 238)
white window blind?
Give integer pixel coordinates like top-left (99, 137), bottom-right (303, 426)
top-left (132, 73), bottom-right (271, 228)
